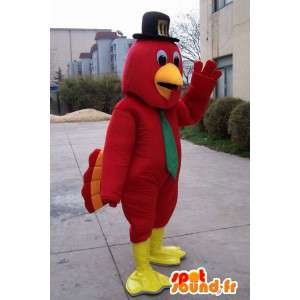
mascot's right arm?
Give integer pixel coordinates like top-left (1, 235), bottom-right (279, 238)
top-left (101, 108), bottom-right (136, 207)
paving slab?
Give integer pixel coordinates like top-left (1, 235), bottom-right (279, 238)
top-left (50, 165), bottom-right (84, 219)
top-left (110, 225), bottom-right (249, 300)
top-left (64, 121), bottom-right (108, 146)
top-left (50, 137), bottom-right (85, 219)
top-left (50, 122), bottom-right (249, 300)
top-left (95, 207), bottom-right (130, 246)
top-left (71, 143), bottom-right (105, 176)
top-left (51, 144), bottom-right (77, 168)
top-left (50, 124), bottom-right (69, 146)
top-left (51, 213), bottom-right (106, 253)
top-left (51, 247), bottom-right (127, 300)
top-left (51, 191), bottom-right (86, 219)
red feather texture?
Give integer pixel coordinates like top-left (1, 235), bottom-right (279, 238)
top-left (90, 39), bottom-right (221, 242)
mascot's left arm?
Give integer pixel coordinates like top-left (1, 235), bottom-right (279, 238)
top-left (177, 60), bottom-right (222, 126)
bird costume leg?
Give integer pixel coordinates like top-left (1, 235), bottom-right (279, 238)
top-left (126, 239), bottom-right (171, 296)
top-left (149, 227), bottom-right (186, 266)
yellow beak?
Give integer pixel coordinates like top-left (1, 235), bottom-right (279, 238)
top-left (154, 63), bottom-right (183, 99)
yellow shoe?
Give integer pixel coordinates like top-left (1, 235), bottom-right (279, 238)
top-left (150, 227), bottom-right (186, 266)
top-left (125, 239), bottom-right (171, 296)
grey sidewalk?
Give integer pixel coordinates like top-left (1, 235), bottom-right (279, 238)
top-left (51, 121), bottom-right (250, 300)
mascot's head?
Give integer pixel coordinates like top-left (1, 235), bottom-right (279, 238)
top-left (122, 11), bottom-right (183, 109)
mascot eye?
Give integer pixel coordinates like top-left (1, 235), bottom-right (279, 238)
top-left (173, 51), bottom-right (180, 67)
top-left (156, 50), bottom-right (168, 66)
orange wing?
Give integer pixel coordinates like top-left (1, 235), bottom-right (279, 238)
top-left (81, 149), bottom-right (106, 213)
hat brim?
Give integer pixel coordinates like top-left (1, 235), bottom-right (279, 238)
top-left (132, 33), bottom-right (179, 42)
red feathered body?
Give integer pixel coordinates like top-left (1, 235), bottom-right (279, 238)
top-left (100, 40), bottom-right (221, 243)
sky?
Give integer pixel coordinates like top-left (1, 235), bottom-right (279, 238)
top-left (51, 0), bottom-right (199, 37)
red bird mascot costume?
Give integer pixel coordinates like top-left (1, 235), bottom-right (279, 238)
top-left (82, 11), bottom-right (221, 296)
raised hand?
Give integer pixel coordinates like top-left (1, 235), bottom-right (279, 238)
top-left (176, 60), bottom-right (223, 127)
top-left (190, 60), bottom-right (222, 96)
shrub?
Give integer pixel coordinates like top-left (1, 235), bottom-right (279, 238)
top-left (198, 98), bottom-right (216, 132)
top-left (228, 102), bottom-right (250, 150)
top-left (203, 97), bottom-right (244, 138)
top-left (60, 75), bottom-right (122, 114)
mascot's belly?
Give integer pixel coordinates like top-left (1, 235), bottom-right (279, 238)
top-left (117, 96), bottom-right (182, 185)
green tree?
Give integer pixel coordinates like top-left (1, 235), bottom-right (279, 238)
top-left (54, 67), bottom-right (64, 84)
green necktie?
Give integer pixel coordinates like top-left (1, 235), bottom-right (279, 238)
top-left (159, 110), bottom-right (179, 178)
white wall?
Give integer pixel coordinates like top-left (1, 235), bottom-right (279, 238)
top-left (112, 38), bottom-right (132, 78)
top-left (96, 38), bottom-right (113, 75)
top-left (232, 0), bottom-right (250, 101)
top-left (91, 50), bottom-right (98, 76)
top-left (80, 58), bottom-right (91, 76)
top-left (200, 0), bottom-right (250, 100)
top-left (68, 60), bottom-right (80, 77)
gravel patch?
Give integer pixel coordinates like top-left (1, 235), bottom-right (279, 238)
top-left (50, 109), bottom-right (111, 123)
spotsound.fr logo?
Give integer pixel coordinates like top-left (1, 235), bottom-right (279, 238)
top-left (170, 267), bottom-right (238, 296)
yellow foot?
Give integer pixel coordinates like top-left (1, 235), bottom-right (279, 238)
top-left (126, 268), bottom-right (171, 296)
top-left (150, 246), bottom-right (186, 266)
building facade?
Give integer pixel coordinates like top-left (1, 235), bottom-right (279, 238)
top-left (95, 31), bottom-right (118, 76)
top-left (200, 0), bottom-right (250, 100)
top-left (79, 53), bottom-right (92, 76)
top-left (67, 60), bottom-right (80, 77)
top-left (111, 37), bottom-right (134, 78)
top-left (64, 31), bottom-right (133, 79)
top-left (50, 28), bottom-right (110, 83)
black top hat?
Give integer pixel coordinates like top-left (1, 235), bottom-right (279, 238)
top-left (133, 11), bottom-right (179, 42)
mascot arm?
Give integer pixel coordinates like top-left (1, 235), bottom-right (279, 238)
top-left (101, 108), bottom-right (136, 207)
top-left (177, 60), bottom-right (222, 127)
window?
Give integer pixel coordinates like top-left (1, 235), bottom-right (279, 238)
top-left (213, 0), bottom-right (233, 12)
top-left (215, 55), bottom-right (233, 98)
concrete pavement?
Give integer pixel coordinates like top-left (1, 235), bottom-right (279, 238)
top-left (51, 121), bottom-right (250, 300)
